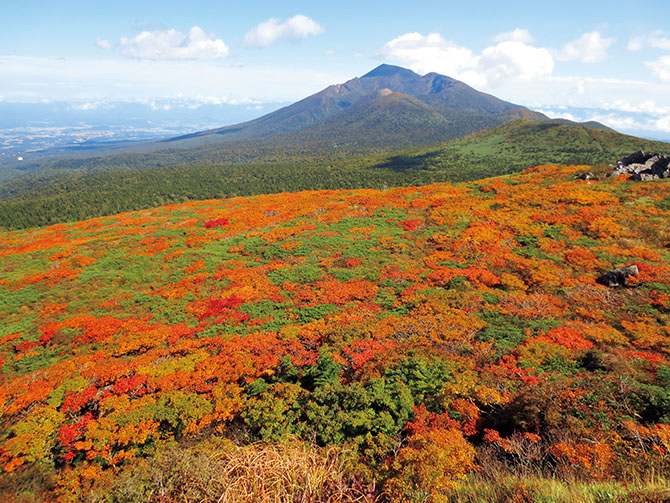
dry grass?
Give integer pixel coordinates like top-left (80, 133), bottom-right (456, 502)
top-left (445, 474), bottom-right (670, 503)
top-left (102, 439), bottom-right (375, 503)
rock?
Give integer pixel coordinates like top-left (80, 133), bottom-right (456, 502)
top-left (650, 157), bottom-right (670, 178)
top-left (645, 155), bottom-right (662, 168)
top-left (619, 151), bottom-right (646, 166)
top-left (574, 172), bottom-right (598, 180)
top-left (611, 151), bottom-right (670, 180)
top-left (632, 172), bottom-right (660, 181)
top-left (596, 265), bottom-right (639, 287)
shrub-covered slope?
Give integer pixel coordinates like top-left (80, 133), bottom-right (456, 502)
top-left (0, 165), bottom-right (669, 502)
top-left (1, 120), bottom-right (667, 231)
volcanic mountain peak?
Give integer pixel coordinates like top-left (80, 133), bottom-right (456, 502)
top-left (159, 63), bottom-right (535, 148)
top-left (361, 63), bottom-right (420, 79)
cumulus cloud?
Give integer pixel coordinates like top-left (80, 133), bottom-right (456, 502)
top-left (120, 26), bottom-right (229, 60)
top-left (586, 111), bottom-right (670, 134)
top-left (70, 101), bottom-right (107, 111)
top-left (655, 116), bottom-right (670, 131)
top-left (494, 28), bottom-right (534, 44)
top-left (586, 112), bottom-right (638, 130)
top-left (379, 32), bottom-right (553, 89)
top-left (536, 104), bottom-right (670, 134)
top-left (536, 109), bottom-right (579, 122)
top-left (95, 38), bottom-right (111, 50)
top-left (243, 15), bottom-right (324, 47)
top-left (628, 30), bottom-right (670, 51)
top-left (557, 31), bottom-right (614, 63)
top-left (651, 34), bottom-right (670, 50)
top-left (602, 98), bottom-right (670, 115)
top-left (465, 41), bottom-right (554, 88)
top-left (646, 55), bottom-right (670, 81)
top-left (379, 33), bottom-right (475, 78)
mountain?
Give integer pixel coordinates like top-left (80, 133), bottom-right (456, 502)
top-left (0, 64), bottom-right (613, 183)
top-left (160, 63), bottom-right (547, 148)
top-left (1, 119), bottom-right (666, 230)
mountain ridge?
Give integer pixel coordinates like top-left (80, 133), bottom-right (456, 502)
top-left (162, 63), bottom-right (542, 147)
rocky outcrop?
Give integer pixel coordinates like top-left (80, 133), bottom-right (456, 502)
top-left (596, 265), bottom-right (639, 287)
top-left (573, 171), bottom-right (598, 180)
top-left (609, 151), bottom-right (670, 180)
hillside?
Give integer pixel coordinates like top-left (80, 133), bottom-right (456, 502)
top-left (0, 164), bottom-right (669, 502)
top-left (0, 120), bottom-right (667, 230)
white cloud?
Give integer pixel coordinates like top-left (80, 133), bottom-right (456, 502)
top-left (464, 41), bottom-right (554, 88)
top-left (130, 94), bottom-right (263, 110)
top-left (602, 98), bottom-right (670, 115)
top-left (628, 30), bottom-right (670, 51)
top-left (627, 36), bottom-right (644, 51)
top-left (586, 112), bottom-right (670, 134)
top-left (648, 33), bottom-right (670, 50)
top-left (654, 116), bottom-right (670, 131)
top-left (379, 33), bottom-right (475, 78)
top-left (70, 101), bottom-right (106, 111)
top-left (193, 95), bottom-right (261, 106)
top-left (586, 112), bottom-right (638, 130)
top-left (95, 38), bottom-right (111, 50)
top-left (120, 26), bottom-right (229, 60)
top-left (0, 55), bottom-right (344, 104)
top-left (379, 32), bottom-right (553, 89)
top-left (536, 104), bottom-right (670, 134)
top-left (557, 31), bottom-right (614, 63)
top-left (536, 109), bottom-right (579, 121)
top-left (494, 28), bottom-right (534, 44)
top-left (646, 55), bottom-right (670, 82)
top-left (243, 15), bottom-right (324, 48)
top-left (501, 75), bottom-right (670, 112)
top-left (149, 101), bottom-right (172, 111)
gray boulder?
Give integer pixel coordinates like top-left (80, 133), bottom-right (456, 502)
top-left (612, 151), bottom-right (670, 180)
top-left (574, 172), bottom-right (598, 180)
top-left (596, 265), bottom-right (639, 287)
top-left (619, 151), bottom-right (647, 166)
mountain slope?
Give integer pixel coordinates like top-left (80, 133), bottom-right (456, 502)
top-left (1, 165), bottom-right (668, 501)
top-left (253, 90), bottom-right (523, 149)
top-left (0, 119), bottom-right (666, 230)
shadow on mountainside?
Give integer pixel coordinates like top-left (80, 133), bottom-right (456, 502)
top-left (370, 150), bottom-right (443, 173)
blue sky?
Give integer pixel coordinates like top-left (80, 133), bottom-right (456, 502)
top-left (2, 0), bottom-right (670, 137)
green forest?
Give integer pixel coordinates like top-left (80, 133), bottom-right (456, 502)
top-left (1, 121), bottom-right (667, 230)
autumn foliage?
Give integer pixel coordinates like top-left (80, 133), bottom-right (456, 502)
top-left (0, 164), bottom-right (668, 501)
